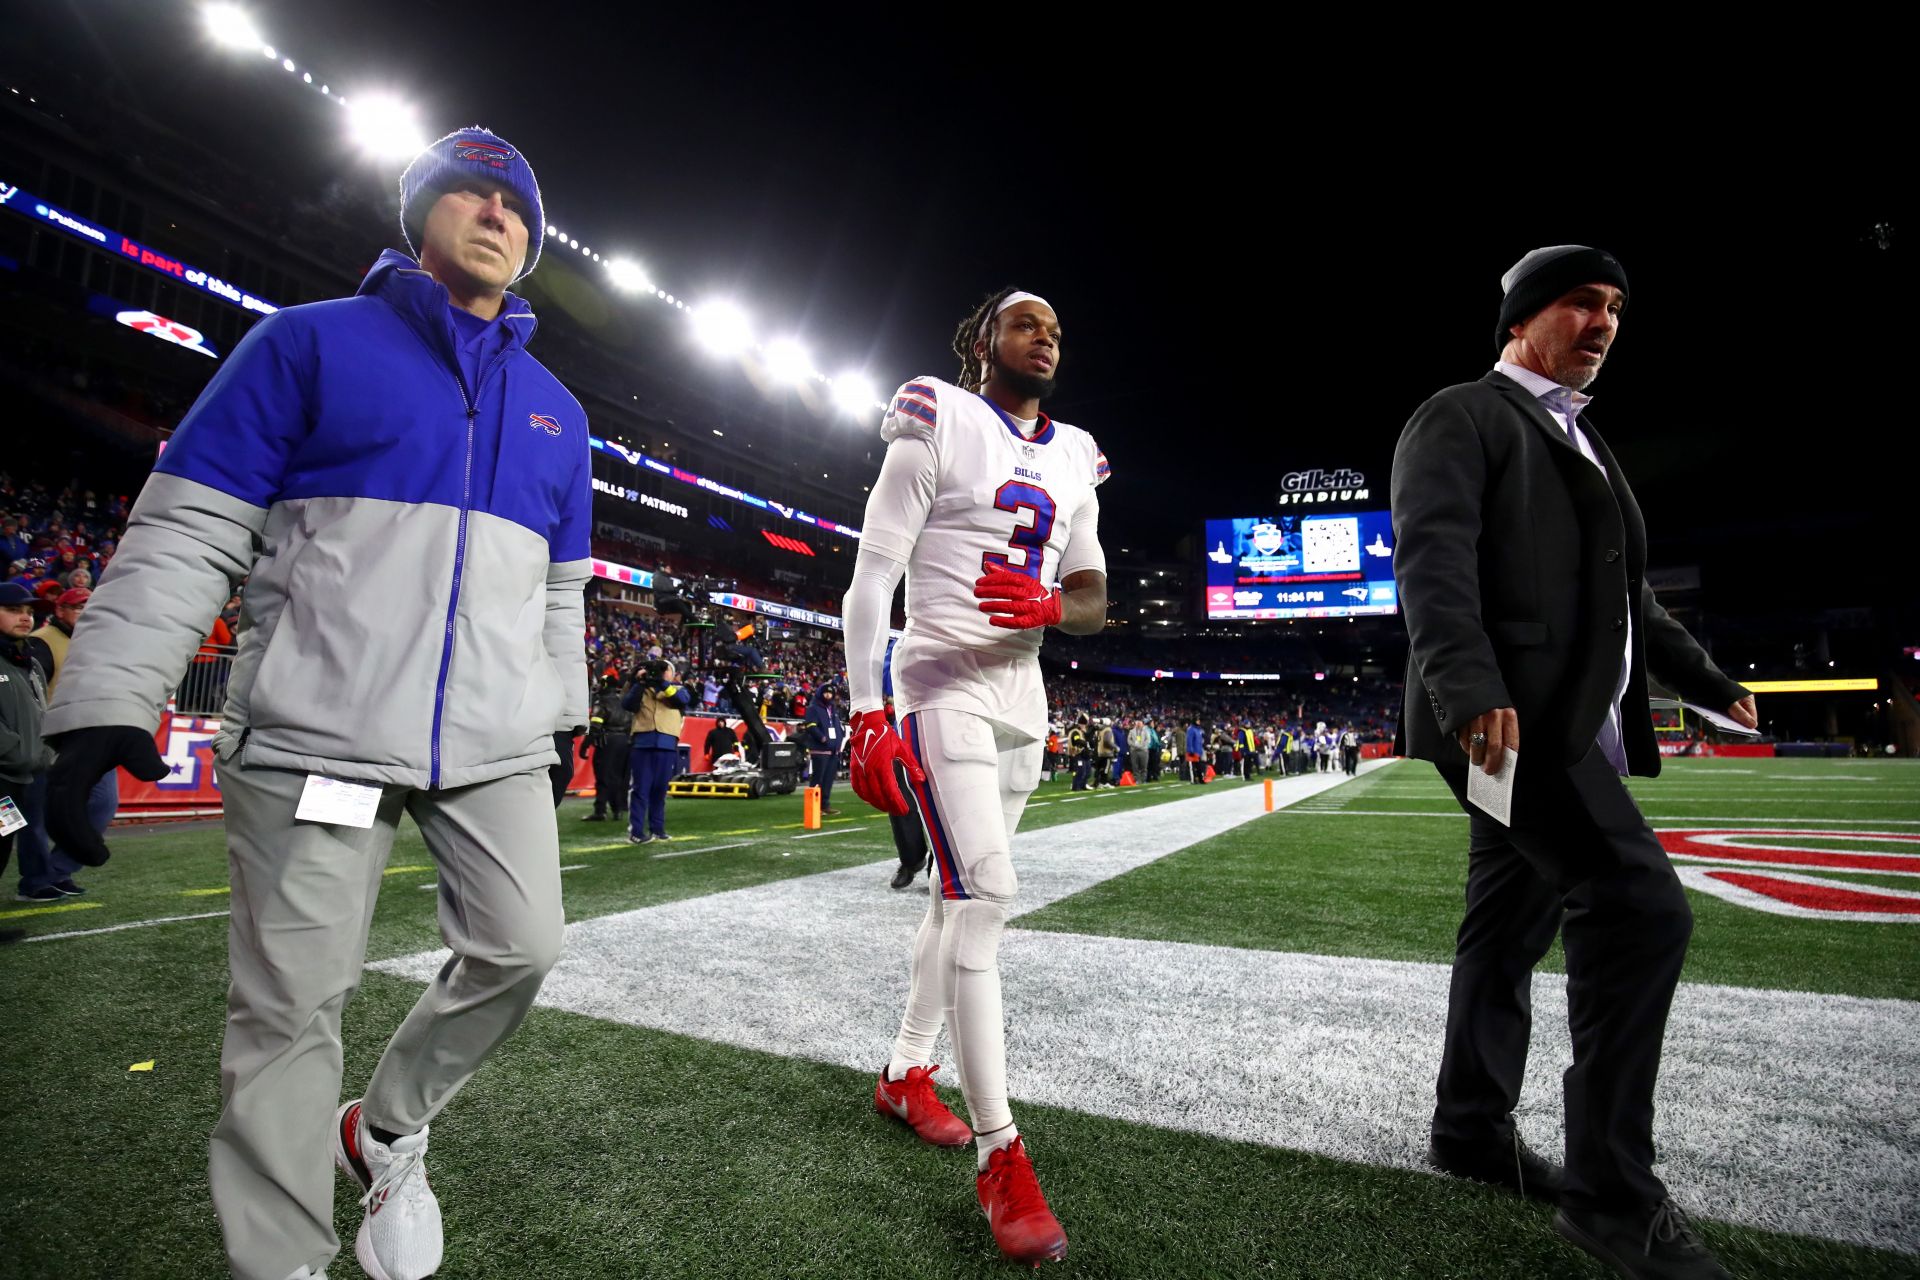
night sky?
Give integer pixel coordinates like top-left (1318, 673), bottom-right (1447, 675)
top-left (11, 4), bottom-right (1908, 613)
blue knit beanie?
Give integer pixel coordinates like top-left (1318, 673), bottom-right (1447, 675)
top-left (399, 126), bottom-right (545, 282)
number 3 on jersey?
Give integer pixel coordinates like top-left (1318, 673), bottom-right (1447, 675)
top-left (982, 481), bottom-right (1057, 581)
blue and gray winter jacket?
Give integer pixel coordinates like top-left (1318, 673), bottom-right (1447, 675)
top-left (44, 249), bottom-right (591, 790)
top-left (801, 699), bottom-right (841, 754)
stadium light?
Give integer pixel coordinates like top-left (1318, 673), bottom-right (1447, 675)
top-left (691, 301), bottom-right (752, 356)
top-left (829, 373), bottom-right (877, 416)
top-left (202, 4), bottom-right (263, 51)
top-left (765, 338), bottom-right (811, 384)
top-left (605, 258), bottom-right (651, 293)
top-left (345, 93), bottom-right (427, 160)
top-left (171, 19), bottom-right (894, 451)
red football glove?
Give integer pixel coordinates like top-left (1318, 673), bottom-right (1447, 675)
top-left (974, 569), bottom-right (1063, 630)
top-left (848, 708), bottom-right (925, 816)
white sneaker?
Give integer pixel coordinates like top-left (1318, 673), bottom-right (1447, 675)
top-left (332, 1099), bottom-right (444, 1280)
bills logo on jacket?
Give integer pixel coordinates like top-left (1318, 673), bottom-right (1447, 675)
top-left (453, 138), bottom-right (516, 168)
top-left (530, 413), bottom-right (563, 436)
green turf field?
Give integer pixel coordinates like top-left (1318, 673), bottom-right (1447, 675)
top-left (2, 759), bottom-right (1916, 1278)
top-left (1020, 759), bottom-right (1920, 1000)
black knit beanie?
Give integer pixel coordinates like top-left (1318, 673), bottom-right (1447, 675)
top-left (1495, 245), bottom-right (1628, 350)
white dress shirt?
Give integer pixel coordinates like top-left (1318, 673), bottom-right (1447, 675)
top-left (1493, 361), bottom-right (1633, 774)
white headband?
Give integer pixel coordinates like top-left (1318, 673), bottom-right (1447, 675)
top-left (978, 291), bottom-right (1054, 344)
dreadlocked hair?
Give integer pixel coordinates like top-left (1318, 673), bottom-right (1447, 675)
top-left (950, 285), bottom-right (1022, 393)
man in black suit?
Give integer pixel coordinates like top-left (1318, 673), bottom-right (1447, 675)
top-left (1392, 246), bottom-right (1756, 1280)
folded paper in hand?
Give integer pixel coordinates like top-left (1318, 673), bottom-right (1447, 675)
top-left (1648, 699), bottom-right (1761, 740)
top-left (1466, 747), bottom-right (1517, 827)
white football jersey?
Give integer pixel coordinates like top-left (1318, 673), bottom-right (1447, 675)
top-left (862, 375), bottom-right (1108, 736)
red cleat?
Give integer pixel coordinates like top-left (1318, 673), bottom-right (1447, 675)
top-left (874, 1064), bottom-right (972, 1148)
top-left (977, 1137), bottom-right (1068, 1264)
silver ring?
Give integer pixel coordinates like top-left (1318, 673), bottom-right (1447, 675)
top-left (1469, 732), bottom-right (1488, 746)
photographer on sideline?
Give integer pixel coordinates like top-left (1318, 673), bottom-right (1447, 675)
top-left (623, 659), bottom-right (690, 845)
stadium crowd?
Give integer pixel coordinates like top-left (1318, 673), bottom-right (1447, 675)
top-left (584, 595), bottom-right (849, 719)
top-left (2, 471), bottom-right (127, 599)
top-left (1046, 675), bottom-right (1399, 744)
top-left (3, 459), bottom-right (1411, 913)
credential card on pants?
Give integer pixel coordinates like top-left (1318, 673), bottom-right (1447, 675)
top-left (1466, 747), bottom-right (1517, 827)
top-left (0, 795), bottom-right (25, 837)
top-left (294, 776), bottom-right (383, 828)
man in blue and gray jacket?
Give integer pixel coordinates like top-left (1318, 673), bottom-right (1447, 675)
top-left (42, 127), bottom-right (587, 1280)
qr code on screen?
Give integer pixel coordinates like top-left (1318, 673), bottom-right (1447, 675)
top-left (1301, 518), bottom-right (1360, 574)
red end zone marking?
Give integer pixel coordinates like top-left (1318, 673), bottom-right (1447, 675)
top-left (1708, 871), bottom-right (1920, 915)
top-left (1658, 829), bottom-right (1920, 876)
top-left (1675, 867), bottom-right (1920, 920)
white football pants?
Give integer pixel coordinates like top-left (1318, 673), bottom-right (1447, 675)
top-left (891, 708), bottom-right (1041, 1135)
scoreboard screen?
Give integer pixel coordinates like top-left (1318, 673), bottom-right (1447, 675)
top-left (1202, 513), bottom-right (1398, 619)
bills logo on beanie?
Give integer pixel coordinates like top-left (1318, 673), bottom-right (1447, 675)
top-left (451, 138), bottom-right (515, 168)
top-left (400, 126), bottom-right (545, 282)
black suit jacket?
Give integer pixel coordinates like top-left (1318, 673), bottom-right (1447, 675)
top-left (1390, 370), bottom-right (1745, 778)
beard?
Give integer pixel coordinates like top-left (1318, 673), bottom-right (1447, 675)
top-left (1552, 332), bottom-right (1607, 391)
top-left (1556, 360), bottom-right (1599, 391)
top-left (988, 344), bottom-right (1057, 401)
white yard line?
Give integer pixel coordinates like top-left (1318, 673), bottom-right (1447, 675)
top-left (26, 910), bottom-right (231, 942)
top-left (1275, 809), bottom-right (1463, 818)
top-left (373, 758), bottom-right (1919, 1252)
top-left (650, 840), bottom-right (754, 859)
top-left (1631, 798), bottom-right (1920, 805)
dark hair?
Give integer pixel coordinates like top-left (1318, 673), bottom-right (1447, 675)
top-left (950, 285), bottom-right (1022, 393)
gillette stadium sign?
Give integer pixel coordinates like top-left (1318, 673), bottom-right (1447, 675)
top-left (1278, 468), bottom-right (1369, 505)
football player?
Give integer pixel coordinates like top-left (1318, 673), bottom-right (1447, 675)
top-left (842, 287), bottom-right (1109, 1264)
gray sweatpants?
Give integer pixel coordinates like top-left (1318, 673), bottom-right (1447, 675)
top-left (209, 755), bottom-right (564, 1280)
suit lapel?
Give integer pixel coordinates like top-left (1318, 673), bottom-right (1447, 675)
top-left (1483, 370), bottom-right (1618, 513)
top-left (1484, 370), bottom-right (1588, 462)
top-left (1569, 416), bottom-right (1648, 578)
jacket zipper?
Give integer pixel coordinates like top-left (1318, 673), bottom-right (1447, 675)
top-left (429, 375), bottom-right (477, 789)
